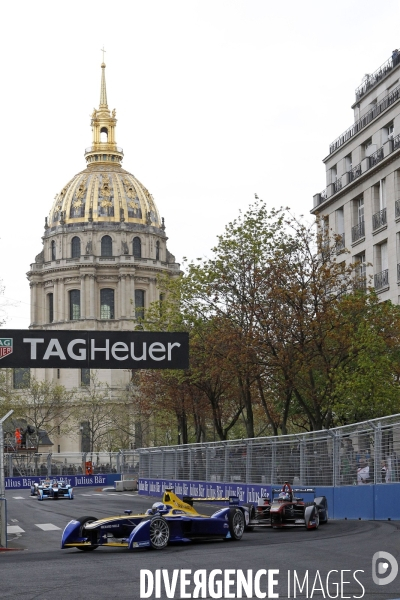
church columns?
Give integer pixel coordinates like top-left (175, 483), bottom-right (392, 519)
top-left (30, 282), bottom-right (37, 325)
top-left (119, 274), bottom-right (126, 318)
top-left (80, 275), bottom-right (86, 319)
top-left (130, 274), bottom-right (135, 318)
top-left (59, 278), bottom-right (65, 322)
top-left (53, 279), bottom-right (58, 321)
top-left (88, 274), bottom-right (95, 318)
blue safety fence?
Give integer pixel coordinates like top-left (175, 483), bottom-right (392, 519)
top-left (138, 477), bottom-right (400, 521)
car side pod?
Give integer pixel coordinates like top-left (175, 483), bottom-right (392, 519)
top-left (304, 505), bottom-right (319, 530)
top-left (128, 519), bottom-right (152, 550)
top-left (61, 519), bottom-right (82, 548)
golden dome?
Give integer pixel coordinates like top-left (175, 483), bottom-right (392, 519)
top-left (48, 167), bottom-right (161, 227)
top-left (48, 62), bottom-right (162, 229)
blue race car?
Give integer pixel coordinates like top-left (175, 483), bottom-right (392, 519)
top-left (61, 488), bottom-right (245, 551)
top-left (36, 478), bottom-right (74, 501)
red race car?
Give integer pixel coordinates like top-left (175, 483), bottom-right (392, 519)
top-left (252, 483), bottom-right (328, 530)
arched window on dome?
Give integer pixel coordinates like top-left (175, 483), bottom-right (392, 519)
top-left (51, 240), bottom-right (56, 261)
top-left (69, 290), bottom-right (81, 321)
top-left (156, 240), bottom-right (160, 261)
top-left (71, 236), bottom-right (81, 258)
top-left (101, 235), bottom-right (113, 257)
top-left (100, 288), bottom-right (115, 319)
top-left (100, 127), bottom-right (108, 143)
top-left (133, 237), bottom-right (141, 258)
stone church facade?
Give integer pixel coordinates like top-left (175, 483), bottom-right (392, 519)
top-left (24, 61), bottom-right (179, 452)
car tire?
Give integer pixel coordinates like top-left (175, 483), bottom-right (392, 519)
top-left (314, 496), bottom-right (328, 524)
top-left (228, 508), bottom-right (245, 540)
top-left (76, 516), bottom-right (98, 551)
top-left (149, 517), bottom-right (170, 550)
top-left (306, 507), bottom-right (319, 530)
top-left (242, 503), bottom-right (256, 532)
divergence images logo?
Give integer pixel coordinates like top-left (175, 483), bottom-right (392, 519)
top-left (372, 551), bottom-right (398, 586)
top-left (0, 338), bottom-right (13, 360)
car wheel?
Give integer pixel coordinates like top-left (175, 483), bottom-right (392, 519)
top-left (243, 504), bottom-right (255, 532)
top-left (228, 508), bottom-right (245, 540)
top-left (76, 516), bottom-right (98, 551)
top-left (306, 507), bottom-right (319, 530)
top-left (149, 517), bottom-right (170, 550)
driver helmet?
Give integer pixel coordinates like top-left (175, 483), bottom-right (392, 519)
top-left (152, 502), bottom-right (167, 513)
top-left (279, 492), bottom-right (291, 501)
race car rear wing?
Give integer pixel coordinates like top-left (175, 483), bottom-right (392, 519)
top-left (272, 488), bottom-right (315, 493)
top-left (183, 495), bottom-right (239, 506)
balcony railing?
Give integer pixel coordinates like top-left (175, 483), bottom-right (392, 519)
top-left (349, 163), bottom-right (362, 182)
top-left (372, 208), bottom-right (387, 231)
top-left (396, 200), bottom-right (400, 219)
top-left (333, 178), bottom-right (342, 194)
top-left (394, 133), bottom-right (400, 151)
top-left (369, 146), bottom-right (384, 167)
top-left (397, 263), bottom-right (400, 282)
top-left (329, 83), bottom-right (400, 154)
top-left (355, 51), bottom-right (400, 101)
top-left (352, 220), bottom-right (365, 243)
top-left (335, 233), bottom-right (345, 253)
top-left (374, 269), bottom-right (389, 291)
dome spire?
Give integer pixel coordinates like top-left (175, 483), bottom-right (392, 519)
top-left (84, 52), bottom-right (124, 167)
top-left (99, 47), bottom-right (108, 108)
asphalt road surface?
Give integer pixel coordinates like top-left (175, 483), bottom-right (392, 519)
top-left (1, 488), bottom-right (400, 599)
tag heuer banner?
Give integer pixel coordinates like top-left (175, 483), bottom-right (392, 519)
top-left (0, 330), bottom-right (189, 369)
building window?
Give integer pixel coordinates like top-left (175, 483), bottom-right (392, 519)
top-left (385, 121), bottom-right (394, 141)
top-left (69, 289), bottom-right (81, 320)
top-left (351, 196), bottom-right (365, 243)
top-left (133, 237), bottom-right (141, 258)
top-left (101, 235), bottom-right (112, 257)
top-left (135, 289), bottom-right (145, 320)
top-left (51, 240), bottom-right (56, 261)
top-left (374, 241), bottom-right (389, 291)
top-left (48, 293), bottom-right (54, 323)
top-left (100, 288), bottom-right (115, 319)
top-left (372, 180), bottom-right (387, 230)
top-left (13, 368), bottom-right (30, 389)
top-left (81, 368), bottom-right (90, 386)
top-left (156, 240), bottom-right (160, 261)
top-left (335, 207), bottom-right (345, 252)
top-left (71, 236), bottom-right (81, 258)
top-left (57, 368), bottom-right (60, 379)
top-left (344, 154), bottom-right (352, 172)
top-left (354, 252), bottom-right (366, 290)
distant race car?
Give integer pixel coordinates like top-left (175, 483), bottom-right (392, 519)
top-left (35, 478), bottom-right (74, 501)
top-left (61, 488), bottom-right (245, 551)
top-left (251, 482), bottom-right (328, 530)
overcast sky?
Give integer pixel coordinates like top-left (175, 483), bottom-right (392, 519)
top-left (1, 0), bottom-right (399, 329)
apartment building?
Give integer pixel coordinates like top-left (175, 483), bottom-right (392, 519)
top-left (312, 50), bottom-right (400, 301)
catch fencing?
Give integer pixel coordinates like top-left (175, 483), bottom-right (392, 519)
top-left (2, 450), bottom-right (140, 480)
top-left (2, 414), bottom-right (400, 488)
top-left (137, 414), bottom-right (400, 487)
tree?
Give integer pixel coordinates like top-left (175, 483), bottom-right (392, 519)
top-left (74, 372), bottom-right (117, 454)
top-left (141, 200), bottom-right (400, 442)
top-left (13, 377), bottom-right (75, 449)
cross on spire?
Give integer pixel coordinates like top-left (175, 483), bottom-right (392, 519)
top-left (101, 46), bottom-right (106, 63)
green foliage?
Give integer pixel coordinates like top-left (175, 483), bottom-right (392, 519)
top-left (140, 200), bottom-right (400, 442)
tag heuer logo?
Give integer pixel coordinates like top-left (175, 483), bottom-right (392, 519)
top-left (0, 338), bottom-right (13, 359)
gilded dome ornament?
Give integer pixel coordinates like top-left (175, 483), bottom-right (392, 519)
top-left (46, 60), bottom-right (162, 230)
